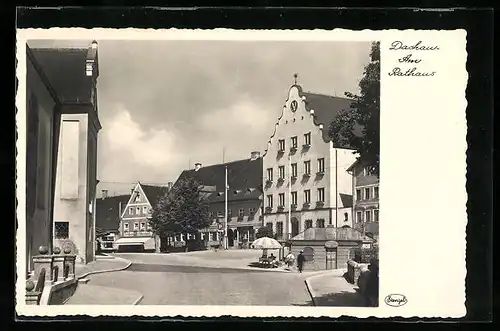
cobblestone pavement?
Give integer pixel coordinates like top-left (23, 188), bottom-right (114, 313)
top-left (65, 284), bottom-right (142, 305)
top-left (306, 270), bottom-right (367, 307)
top-left (85, 264), bottom-right (313, 306)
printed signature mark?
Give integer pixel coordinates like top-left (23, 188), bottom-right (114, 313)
top-left (384, 294), bottom-right (408, 307)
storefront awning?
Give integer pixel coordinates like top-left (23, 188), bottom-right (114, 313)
top-left (114, 237), bottom-right (153, 246)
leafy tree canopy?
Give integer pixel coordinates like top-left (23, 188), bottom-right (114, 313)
top-left (149, 177), bottom-right (210, 238)
top-left (328, 41), bottom-right (380, 177)
top-left (256, 226), bottom-right (274, 239)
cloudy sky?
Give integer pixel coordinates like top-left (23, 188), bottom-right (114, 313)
top-left (28, 39), bottom-right (371, 197)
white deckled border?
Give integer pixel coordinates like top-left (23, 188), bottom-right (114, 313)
top-left (15, 28), bottom-right (467, 318)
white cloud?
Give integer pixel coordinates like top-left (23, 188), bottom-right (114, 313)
top-left (98, 104), bottom-right (183, 184)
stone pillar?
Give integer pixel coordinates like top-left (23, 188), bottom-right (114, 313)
top-left (63, 247), bottom-right (76, 279)
top-left (25, 280), bottom-right (41, 305)
top-left (32, 246), bottom-right (54, 284)
top-left (52, 249), bottom-right (66, 282)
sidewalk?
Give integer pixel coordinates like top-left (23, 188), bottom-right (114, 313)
top-left (305, 269), bottom-right (366, 307)
top-left (64, 284), bottom-right (143, 305)
top-left (75, 255), bottom-right (131, 279)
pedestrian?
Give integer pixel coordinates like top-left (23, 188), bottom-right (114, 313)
top-left (285, 251), bottom-right (295, 269)
top-left (297, 250), bottom-right (305, 273)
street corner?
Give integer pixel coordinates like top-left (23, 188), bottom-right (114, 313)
top-left (76, 256), bottom-right (132, 280)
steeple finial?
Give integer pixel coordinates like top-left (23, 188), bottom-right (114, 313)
top-left (294, 73), bottom-right (298, 85)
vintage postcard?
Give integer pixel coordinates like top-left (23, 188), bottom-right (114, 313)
top-left (15, 28), bottom-right (467, 318)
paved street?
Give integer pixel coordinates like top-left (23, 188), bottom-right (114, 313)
top-left (79, 250), bottom-right (314, 306)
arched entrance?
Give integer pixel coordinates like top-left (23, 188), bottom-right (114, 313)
top-left (227, 229), bottom-right (235, 247)
top-left (291, 218), bottom-right (299, 237)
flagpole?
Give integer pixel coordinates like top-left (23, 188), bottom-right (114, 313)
top-left (223, 148), bottom-right (228, 250)
top-left (288, 155), bottom-right (292, 240)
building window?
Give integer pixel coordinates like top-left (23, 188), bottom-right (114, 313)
top-left (276, 222), bottom-right (284, 236)
top-left (356, 211), bottom-right (362, 223)
top-left (238, 208), bottom-right (244, 217)
top-left (317, 188), bottom-right (325, 202)
top-left (291, 163), bottom-right (298, 177)
top-left (278, 193), bottom-right (285, 207)
top-left (249, 208), bottom-right (255, 216)
top-left (129, 207), bottom-right (134, 215)
top-left (267, 168), bottom-right (273, 181)
top-left (140, 222), bottom-right (146, 230)
top-left (209, 211), bottom-right (214, 218)
top-left (266, 222), bottom-right (273, 230)
top-left (356, 189), bottom-right (362, 201)
top-left (365, 210), bottom-right (372, 222)
top-left (54, 222), bottom-right (69, 239)
top-left (228, 209), bottom-right (233, 217)
top-left (123, 223), bottom-right (129, 231)
top-left (291, 191), bottom-right (298, 205)
top-left (316, 219), bottom-right (325, 228)
top-left (291, 136), bottom-right (298, 148)
top-left (374, 186), bottom-right (379, 199)
top-left (304, 190), bottom-right (311, 203)
top-left (304, 132), bottom-right (311, 145)
top-left (133, 222), bottom-right (139, 231)
top-left (279, 165), bottom-right (285, 179)
top-left (134, 192), bottom-right (140, 202)
top-left (278, 139), bottom-right (285, 151)
top-left (217, 211), bottom-right (223, 218)
top-left (267, 195), bottom-right (273, 208)
top-left (374, 210), bottom-right (379, 222)
top-left (365, 188), bottom-right (371, 200)
top-left (136, 207), bottom-right (141, 214)
top-left (304, 160), bottom-right (311, 175)
top-left (305, 219), bottom-right (313, 229)
top-left (344, 213), bottom-right (349, 222)
top-left (143, 206), bottom-right (148, 214)
top-left (317, 158), bottom-right (325, 173)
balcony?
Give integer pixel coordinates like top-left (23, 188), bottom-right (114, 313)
top-left (265, 206), bottom-right (273, 214)
top-left (316, 171), bottom-right (325, 176)
top-left (291, 204), bottom-right (297, 211)
top-left (303, 202), bottom-right (311, 209)
top-left (303, 172), bottom-right (311, 178)
top-left (277, 205), bottom-right (285, 212)
top-left (315, 201), bottom-right (325, 208)
top-left (291, 175), bottom-right (298, 181)
top-left (265, 179), bottom-right (273, 185)
top-left (277, 177), bottom-right (285, 183)
top-left (277, 149), bottom-right (285, 155)
top-left (290, 146), bottom-right (298, 153)
top-left (302, 143), bottom-right (311, 149)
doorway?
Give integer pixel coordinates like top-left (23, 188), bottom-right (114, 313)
top-left (227, 229), bottom-right (234, 247)
top-left (291, 218), bottom-right (299, 237)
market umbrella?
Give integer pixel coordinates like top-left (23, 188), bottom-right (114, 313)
top-left (251, 237), bottom-right (282, 256)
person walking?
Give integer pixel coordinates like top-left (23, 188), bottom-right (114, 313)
top-left (297, 250), bottom-right (305, 273)
top-left (285, 251), bottom-right (295, 270)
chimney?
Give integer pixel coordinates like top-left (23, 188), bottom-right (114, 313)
top-left (250, 151), bottom-right (261, 160)
top-left (101, 189), bottom-right (108, 199)
top-left (194, 163), bottom-right (202, 171)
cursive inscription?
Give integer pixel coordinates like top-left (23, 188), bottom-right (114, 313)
top-left (388, 40), bottom-right (439, 77)
top-left (389, 41), bottom-right (439, 51)
top-left (384, 294), bottom-right (408, 307)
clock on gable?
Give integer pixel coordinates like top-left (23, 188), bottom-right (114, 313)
top-left (290, 100), bottom-right (298, 112)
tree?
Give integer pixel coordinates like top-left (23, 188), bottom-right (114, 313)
top-left (149, 177), bottom-right (210, 252)
top-left (328, 41), bottom-right (380, 177)
top-left (256, 226), bottom-right (274, 239)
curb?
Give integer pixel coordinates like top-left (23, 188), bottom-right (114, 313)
top-left (77, 256), bottom-right (133, 280)
top-left (132, 294), bottom-right (144, 305)
top-left (304, 278), bottom-right (318, 307)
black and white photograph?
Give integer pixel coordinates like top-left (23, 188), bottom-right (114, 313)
top-left (16, 27), bottom-right (468, 319)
